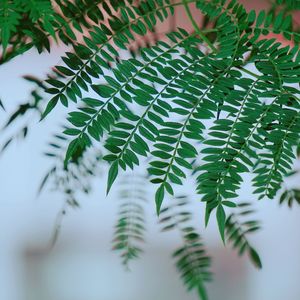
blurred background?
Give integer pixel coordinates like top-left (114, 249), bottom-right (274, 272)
top-left (0, 1), bottom-right (300, 300)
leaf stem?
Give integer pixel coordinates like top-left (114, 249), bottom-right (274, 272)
top-left (182, 0), bottom-right (217, 53)
top-left (238, 67), bottom-right (260, 79)
top-left (182, 0), bottom-right (264, 80)
top-left (77, 32), bottom-right (198, 141)
top-left (118, 57), bottom-right (204, 160)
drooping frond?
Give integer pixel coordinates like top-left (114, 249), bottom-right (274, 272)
top-left (253, 106), bottom-right (300, 199)
top-left (194, 1), bottom-right (300, 238)
top-left (112, 173), bottom-right (147, 268)
top-left (46, 0), bottom-right (300, 241)
top-left (225, 202), bottom-right (262, 269)
top-left (41, 127), bottom-right (102, 197)
top-left (3, 0), bottom-right (300, 245)
top-left (0, 0), bottom-right (133, 63)
top-left (160, 195), bottom-right (212, 300)
top-left (40, 127), bottom-right (102, 246)
top-left (3, 1), bottom-right (300, 297)
top-left (61, 29), bottom-right (207, 178)
top-left (278, 145), bottom-right (300, 207)
top-left (42, 0), bottom-right (176, 118)
top-left (0, 75), bottom-right (45, 153)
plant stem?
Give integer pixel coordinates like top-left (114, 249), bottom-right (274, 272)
top-left (239, 67), bottom-right (260, 79)
top-left (182, 0), bottom-right (218, 52)
top-left (182, 0), bottom-right (263, 80)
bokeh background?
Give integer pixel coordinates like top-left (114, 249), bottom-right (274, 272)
top-left (1, 1), bottom-right (300, 300)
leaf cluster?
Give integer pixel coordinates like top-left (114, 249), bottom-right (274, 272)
top-left (0, 0), bottom-right (130, 63)
top-left (112, 173), bottom-right (147, 267)
top-left (36, 0), bottom-right (300, 240)
top-left (225, 202), bottom-right (262, 269)
top-left (2, 1), bottom-right (300, 299)
top-left (160, 196), bottom-right (212, 300)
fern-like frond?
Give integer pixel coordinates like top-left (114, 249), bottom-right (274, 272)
top-left (40, 127), bottom-right (102, 246)
top-left (196, 33), bottom-right (300, 237)
top-left (107, 46), bottom-right (207, 194)
top-left (0, 0), bottom-right (22, 56)
top-left (42, 0), bottom-right (177, 117)
top-left (51, 0), bottom-right (300, 239)
top-left (3, 3), bottom-right (300, 296)
top-left (112, 173), bottom-right (147, 268)
top-left (160, 195), bottom-right (212, 300)
top-left (225, 202), bottom-right (262, 269)
top-left (174, 228), bottom-right (212, 300)
top-left (0, 0), bottom-right (132, 63)
top-left (61, 29), bottom-right (206, 183)
top-left (151, 59), bottom-right (243, 215)
top-left (253, 108), bottom-right (300, 199)
top-left (4, 0), bottom-right (300, 244)
top-left (249, 7), bottom-right (300, 44)
top-left (196, 79), bottom-right (263, 223)
top-left (42, 128), bottom-right (102, 194)
top-left (0, 75), bottom-right (45, 153)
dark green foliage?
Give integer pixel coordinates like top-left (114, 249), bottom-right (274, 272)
top-left (160, 196), bottom-right (212, 300)
top-left (2, 1), bottom-right (300, 298)
top-left (42, 0), bottom-right (175, 117)
top-left (252, 104), bottom-right (300, 200)
top-left (0, 0), bottom-right (132, 63)
top-left (4, 0), bottom-right (300, 242)
top-left (112, 174), bottom-right (147, 267)
top-left (50, 0), bottom-right (300, 233)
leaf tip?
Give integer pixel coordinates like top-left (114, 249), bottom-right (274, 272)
top-left (249, 247), bottom-right (262, 269)
top-left (107, 161), bottom-right (119, 195)
top-left (216, 204), bottom-right (226, 244)
top-left (155, 185), bottom-right (165, 216)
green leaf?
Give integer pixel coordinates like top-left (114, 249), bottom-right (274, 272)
top-left (217, 205), bottom-right (226, 243)
top-left (222, 201), bottom-right (237, 208)
top-left (248, 10), bottom-right (256, 24)
top-left (256, 10), bottom-right (266, 27)
top-left (40, 96), bottom-right (59, 120)
top-left (92, 84), bottom-right (116, 98)
top-left (155, 185), bottom-right (165, 215)
top-left (64, 138), bottom-right (79, 167)
top-left (63, 128), bottom-right (81, 136)
top-left (249, 247), bottom-right (262, 269)
top-left (107, 161), bottom-right (119, 194)
top-left (198, 283), bottom-right (209, 300)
